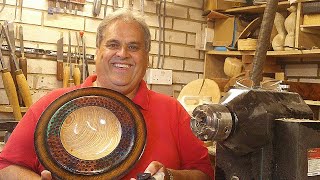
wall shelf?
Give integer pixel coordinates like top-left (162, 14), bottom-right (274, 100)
top-left (223, 1), bottom-right (291, 14)
top-left (207, 49), bottom-right (320, 58)
top-left (223, 0), bottom-right (317, 14)
top-left (0, 105), bottom-right (28, 113)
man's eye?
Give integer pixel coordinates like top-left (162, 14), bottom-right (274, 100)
top-left (128, 45), bottom-right (139, 51)
top-left (106, 43), bottom-right (119, 49)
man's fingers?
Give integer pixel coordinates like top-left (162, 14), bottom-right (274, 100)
top-left (145, 161), bottom-right (166, 175)
top-left (40, 170), bottom-right (52, 180)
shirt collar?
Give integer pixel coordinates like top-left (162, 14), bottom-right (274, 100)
top-left (132, 80), bottom-right (149, 110)
top-left (82, 75), bottom-right (149, 110)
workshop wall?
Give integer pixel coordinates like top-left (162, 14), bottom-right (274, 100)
top-left (0, 0), bottom-right (207, 118)
top-left (284, 58), bottom-right (320, 83)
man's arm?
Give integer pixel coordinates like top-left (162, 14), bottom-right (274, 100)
top-left (0, 165), bottom-right (52, 180)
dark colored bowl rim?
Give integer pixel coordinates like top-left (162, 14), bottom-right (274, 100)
top-left (34, 87), bottom-right (147, 180)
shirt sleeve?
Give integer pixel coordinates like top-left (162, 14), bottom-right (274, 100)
top-left (0, 107), bottom-right (42, 174)
top-left (177, 107), bottom-right (215, 179)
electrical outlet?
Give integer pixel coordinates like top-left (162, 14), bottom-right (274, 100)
top-left (146, 68), bottom-right (172, 85)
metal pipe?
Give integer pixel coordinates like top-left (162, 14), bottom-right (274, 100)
top-left (250, 0), bottom-right (279, 87)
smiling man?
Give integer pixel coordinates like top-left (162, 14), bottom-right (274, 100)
top-left (0, 9), bottom-right (214, 180)
top-left (95, 17), bottom-right (149, 99)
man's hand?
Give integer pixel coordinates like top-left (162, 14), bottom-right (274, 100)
top-left (130, 161), bottom-right (169, 180)
top-left (144, 161), bottom-right (167, 176)
top-left (40, 170), bottom-right (52, 180)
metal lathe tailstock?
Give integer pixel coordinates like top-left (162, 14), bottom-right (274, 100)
top-left (191, 88), bottom-right (320, 179)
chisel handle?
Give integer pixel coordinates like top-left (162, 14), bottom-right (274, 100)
top-left (73, 65), bottom-right (81, 86)
top-left (16, 69), bottom-right (33, 107)
top-left (68, 78), bottom-right (74, 87)
top-left (57, 60), bottom-right (64, 81)
top-left (19, 57), bottom-right (28, 79)
top-left (63, 63), bottom-right (70, 88)
top-left (2, 69), bottom-right (22, 120)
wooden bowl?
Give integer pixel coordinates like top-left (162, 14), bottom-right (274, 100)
top-left (34, 87), bottom-right (146, 180)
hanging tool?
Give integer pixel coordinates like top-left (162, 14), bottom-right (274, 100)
top-left (104, 0), bottom-right (108, 17)
top-left (140, 0), bottom-right (144, 14)
top-left (156, 2), bottom-right (162, 68)
top-left (56, 32), bottom-right (64, 81)
top-left (19, 0), bottom-right (23, 21)
top-left (121, 0), bottom-right (124, 8)
top-left (0, 26), bottom-right (22, 120)
top-left (0, 0), bottom-right (6, 14)
top-left (14, 0), bottom-right (18, 20)
top-left (160, 0), bottom-right (166, 69)
top-left (63, 32), bottom-right (70, 88)
top-left (5, 21), bottom-right (24, 106)
top-left (67, 31), bottom-right (74, 87)
top-left (18, 25), bottom-right (27, 79)
top-left (48, 0), bottom-right (55, 15)
top-left (80, 31), bottom-right (89, 81)
top-left (3, 23), bottom-right (33, 107)
top-left (112, 0), bottom-right (118, 11)
top-left (92, 0), bottom-right (102, 16)
top-left (5, 21), bottom-right (17, 79)
top-left (73, 47), bottom-right (81, 85)
top-left (156, 0), bottom-right (166, 69)
top-left (129, 0), bottom-right (133, 10)
top-left (73, 32), bottom-right (81, 85)
top-left (68, 0), bottom-right (73, 13)
top-left (55, 0), bottom-right (61, 13)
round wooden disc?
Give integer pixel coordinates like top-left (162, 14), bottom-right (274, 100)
top-left (34, 87), bottom-right (146, 180)
top-left (178, 79), bottom-right (221, 104)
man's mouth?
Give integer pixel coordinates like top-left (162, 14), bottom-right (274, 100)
top-left (113, 63), bottom-right (131, 68)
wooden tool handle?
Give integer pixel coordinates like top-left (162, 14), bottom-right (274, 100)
top-left (57, 60), bottom-right (64, 81)
top-left (73, 65), bottom-right (81, 86)
top-left (16, 70), bottom-right (33, 107)
top-left (63, 63), bottom-right (70, 88)
top-left (68, 78), bottom-right (75, 87)
top-left (2, 69), bottom-right (22, 120)
top-left (19, 57), bottom-right (28, 79)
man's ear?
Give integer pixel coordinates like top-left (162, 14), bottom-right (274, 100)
top-left (95, 49), bottom-right (99, 61)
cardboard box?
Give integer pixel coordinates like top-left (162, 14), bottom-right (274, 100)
top-left (204, 0), bottom-right (244, 11)
top-left (303, 14), bottom-right (320, 25)
top-left (208, 11), bottom-right (257, 48)
top-left (208, 11), bottom-right (235, 47)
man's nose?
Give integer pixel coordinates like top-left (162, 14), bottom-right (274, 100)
top-left (116, 46), bottom-right (129, 58)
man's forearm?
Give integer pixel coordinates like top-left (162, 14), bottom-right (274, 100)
top-left (0, 165), bottom-right (41, 180)
top-left (169, 169), bottom-right (211, 180)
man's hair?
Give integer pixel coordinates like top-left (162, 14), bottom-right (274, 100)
top-left (96, 9), bottom-right (151, 52)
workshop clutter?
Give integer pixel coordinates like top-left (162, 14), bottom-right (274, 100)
top-left (204, 0), bottom-right (244, 11)
top-left (0, 22), bottom-right (32, 120)
top-left (47, 0), bottom-right (145, 16)
top-left (207, 11), bottom-right (256, 50)
top-left (302, 1), bottom-right (320, 26)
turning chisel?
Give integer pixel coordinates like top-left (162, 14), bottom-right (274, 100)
top-left (56, 32), bottom-right (64, 81)
top-left (0, 26), bottom-right (22, 120)
top-left (2, 24), bottom-right (33, 107)
top-left (19, 25), bottom-right (27, 79)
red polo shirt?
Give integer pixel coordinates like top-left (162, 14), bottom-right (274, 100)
top-left (0, 75), bottom-right (214, 179)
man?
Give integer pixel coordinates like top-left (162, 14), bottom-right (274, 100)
top-left (0, 9), bottom-right (214, 180)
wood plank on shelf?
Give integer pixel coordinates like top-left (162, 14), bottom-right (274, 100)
top-left (223, 1), bottom-right (290, 14)
top-left (207, 49), bottom-right (320, 57)
top-left (305, 100), bottom-right (320, 106)
top-left (0, 105), bottom-right (28, 113)
top-left (223, 0), bottom-right (317, 14)
top-left (300, 25), bottom-right (320, 30)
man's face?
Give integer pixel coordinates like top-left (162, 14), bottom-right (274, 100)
top-left (95, 20), bottom-right (149, 98)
